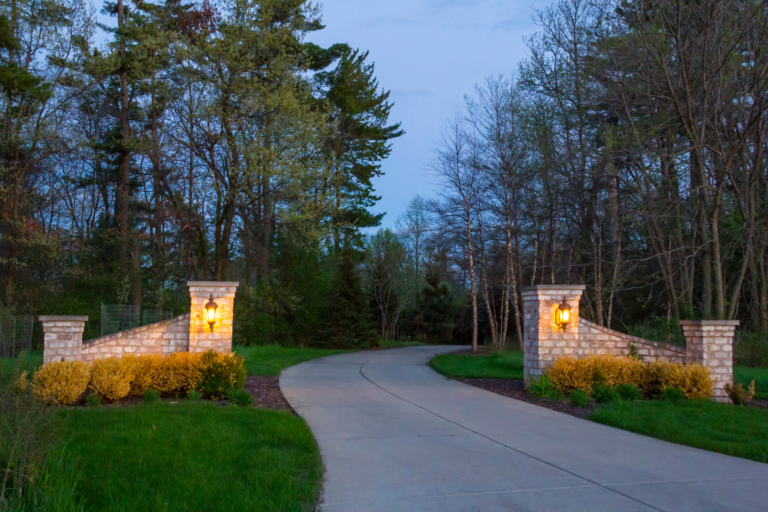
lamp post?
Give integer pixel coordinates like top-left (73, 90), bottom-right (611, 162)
top-left (205, 295), bottom-right (218, 332)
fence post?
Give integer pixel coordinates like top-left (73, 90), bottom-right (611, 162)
top-left (680, 320), bottom-right (739, 402)
top-left (187, 282), bottom-right (239, 354)
top-left (521, 285), bottom-right (585, 388)
top-left (39, 316), bottom-right (88, 363)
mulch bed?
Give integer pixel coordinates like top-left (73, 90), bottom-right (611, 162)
top-left (243, 375), bottom-right (293, 412)
top-left (458, 378), bottom-right (595, 419)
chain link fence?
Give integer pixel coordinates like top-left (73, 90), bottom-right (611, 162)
top-left (101, 305), bottom-right (140, 337)
top-left (142, 309), bottom-right (174, 326)
top-left (0, 312), bottom-right (35, 357)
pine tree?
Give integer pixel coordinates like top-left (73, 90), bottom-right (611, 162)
top-left (317, 248), bottom-right (375, 348)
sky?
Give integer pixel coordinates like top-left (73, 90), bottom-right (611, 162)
top-left (95, 0), bottom-right (549, 229)
top-left (305, 0), bottom-right (548, 229)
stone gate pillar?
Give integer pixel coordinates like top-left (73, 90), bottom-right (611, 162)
top-left (187, 281), bottom-right (239, 354)
top-left (521, 285), bottom-right (585, 388)
top-left (39, 316), bottom-right (87, 363)
top-left (680, 320), bottom-right (738, 402)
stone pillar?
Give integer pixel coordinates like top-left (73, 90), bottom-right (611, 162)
top-left (521, 285), bottom-right (585, 387)
top-left (680, 320), bottom-right (738, 402)
top-left (187, 281), bottom-right (239, 354)
top-left (39, 316), bottom-right (87, 363)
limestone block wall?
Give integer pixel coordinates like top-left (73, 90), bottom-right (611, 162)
top-left (79, 314), bottom-right (190, 362)
top-left (188, 282), bottom-right (238, 354)
top-left (40, 316), bottom-right (88, 363)
top-left (578, 318), bottom-right (685, 363)
top-left (522, 285), bottom-right (585, 387)
top-left (681, 320), bottom-right (739, 402)
top-left (41, 280), bottom-right (238, 363)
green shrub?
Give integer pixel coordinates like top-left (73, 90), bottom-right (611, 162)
top-left (569, 388), bottom-right (591, 408)
top-left (187, 389), bottom-right (202, 402)
top-left (530, 374), bottom-right (556, 398)
top-left (616, 383), bottom-right (640, 401)
top-left (86, 393), bottom-right (101, 408)
top-left (227, 389), bottom-right (254, 407)
top-left (663, 386), bottom-right (687, 402)
top-left (546, 388), bottom-right (563, 401)
top-left (143, 388), bottom-right (159, 404)
top-left (198, 351), bottom-right (247, 399)
top-left (592, 383), bottom-right (616, 404)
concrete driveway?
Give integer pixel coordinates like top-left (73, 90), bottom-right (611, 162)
top-left (280, 346), bottom-right (768, 512)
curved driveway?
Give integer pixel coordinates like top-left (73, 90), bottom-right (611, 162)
top-left (280, 346), bottom-right (768, 512)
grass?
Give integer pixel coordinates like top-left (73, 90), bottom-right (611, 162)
top-left (235, 344), bottom-right (350, 376)
top-left (734, 366), bottom-right (768, 400)
top-left (589, 399), bottom-right (768, 463)
top-left (429, 349), bottom-right (524, 380)
top-left (60, 402), bottom-right (322, 512)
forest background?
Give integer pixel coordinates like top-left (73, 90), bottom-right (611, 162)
top-left (2, 0), bottom-right (768, 365)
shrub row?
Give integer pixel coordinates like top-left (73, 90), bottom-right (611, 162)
top-left (33, 351), bottom-right (246, 405)
top-left (547, 354), bottom-right (715, 399)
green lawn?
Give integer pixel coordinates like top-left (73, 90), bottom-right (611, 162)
top-left (734, 366), bottom-right (768, 400)
top-left (60, 402), bottom-right (321, 512)
top-left (589, 399), bottom-right (768, 463)
top-left (429, 350), bottom-right (524, 380)
top-left (235, 344), bottom-right (350, 376)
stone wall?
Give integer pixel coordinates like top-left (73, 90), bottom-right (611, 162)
top-left (578, 318), bottom-right (685, 363)
top-left (79, 314), bottom-right (190, 362)
top-left (41, 280), bottom-right (238, 363)
top-left (681, 320), bottom-right (739, 402)
top-left (40, 316), bottom-right (88, 364)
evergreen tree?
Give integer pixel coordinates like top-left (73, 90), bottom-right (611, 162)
top-left (317, 248), bottom-right (375, 348)
top-left (316, 49), bottom-right (403, 248)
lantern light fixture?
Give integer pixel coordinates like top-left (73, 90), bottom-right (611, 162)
top-left (205, 295), bottom-right (218, 332)
top-left (555, 298), bottom-right (571, 331)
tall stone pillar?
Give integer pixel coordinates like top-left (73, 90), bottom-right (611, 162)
top-left (521, 285), bottom-right (585, 387)
top-left (187, 281), bottom-right (239, 354)
top-left (39, 316), bottom-right (87, 363)
top-left (680, 320), bottom-right (738, 402)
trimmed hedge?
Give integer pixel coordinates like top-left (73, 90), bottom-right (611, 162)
top-left (32, 351), bottom-right (246, 405)
top-left (548, 354), bottom-right (715, 399)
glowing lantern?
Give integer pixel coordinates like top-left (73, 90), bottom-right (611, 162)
top-left (555, 298), bottom-right (571, 331)
top-left (205, 295), bottom-right (218, 332)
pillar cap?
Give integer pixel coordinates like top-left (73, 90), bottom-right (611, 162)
top-left (38, 315), bottom-right (88, 322)
top-left (521, 284), bottom-right (586, 291)
top-left (187, 281), bottom-right (240, 288)
top-left (679, 320), bottom-right (739, 326)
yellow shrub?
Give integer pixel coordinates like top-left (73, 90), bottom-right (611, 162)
top-left (154, 352), bottom-right (202, 395)
top-left (666, 363), bottom-right (714, 399)
top-left (548, 354), bottom-right (714, 399)
top-left (549, 356), bottom-right (595, 393)
top-left (33, 361), bottom-right (91, 404)
top-left (122, 354), bottom-right (164, 395)
top-left (89, 357), bottom-right (133, 402)
top-left (198, 350), bottom-right (247, 399)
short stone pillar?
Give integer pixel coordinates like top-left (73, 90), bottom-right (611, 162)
top-left (680, 320), bottom-right (738, 402)
top-left (521, 285), bottom-right (586, 387)
top-left (187, 281), bottom-right (239, 354)
top-left (39, 316), bottom-right (87, 363)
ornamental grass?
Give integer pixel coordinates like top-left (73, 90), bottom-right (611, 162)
top-left (548, 354), bottom-right (714, 399)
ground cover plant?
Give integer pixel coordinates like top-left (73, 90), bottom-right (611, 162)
top-left (589, 399), bottom-right (768, 463)
top-left (60, 402), bottom-right (322, 512)
top-left (429, 350), bottom-right (524, 380)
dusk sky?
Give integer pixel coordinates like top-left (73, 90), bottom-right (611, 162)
top-left (95, 0), bottom-right (549, 229)
top-left (305, 0), bottom-right (547, 229)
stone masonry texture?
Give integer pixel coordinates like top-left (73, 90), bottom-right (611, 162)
top-left (522, 285), bottom-right (585, 387)
top-left (680, 320), bottom-right (738, 402)
top-left (41, 281), bottom-right (239, 363)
